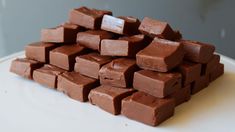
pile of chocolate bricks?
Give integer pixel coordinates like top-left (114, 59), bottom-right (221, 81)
top-left (10, 6), bottom-right (224, 126)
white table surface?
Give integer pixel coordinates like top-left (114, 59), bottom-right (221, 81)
top-left (0, 52), bottom-right (235, 132)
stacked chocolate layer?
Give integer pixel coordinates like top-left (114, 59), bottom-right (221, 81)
top-left (10, 6), bottom-right (224, 126)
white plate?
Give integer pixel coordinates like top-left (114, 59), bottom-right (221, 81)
top-left (1, 52), bottom-right (235, 132)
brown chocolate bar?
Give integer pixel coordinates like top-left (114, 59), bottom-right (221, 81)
top-left (122, 91), bottom-right (175, 126)
top-left (101, 15), bottom-right (140, 35)
top-left (41, 23), bottom-right (81, 43)
top-left (74, 52), bottom-right (113, 79)
top-left (57, 72), bottom-right (99, 102)
top-left (99, 58), bottom-right (139, 88)
top-left (100, 35), bottom-right (150, 57)
top-left (180, 40), bottom-right (215, 63)
top-left (89, 85), bottom-right (135, 115)
top-left (69, 7), bottom-right (112, 29)
top-left (77, 30), bottom-right (114, 51)
top-left (168, 85), bottom-right (191, 106)
top-left (209, 63), bottom-right (224, 82)
top-left (201, 54), bottom-right (220, 75)
top-left (191, 75), bottom-right (210, 94)
top-left (133, 70), bottom-right (182, 98)
top-left (10, 58), bottom-right (43, 79)
top-left (136, 37), bottom-right (184, 72)
top-left (50, 44), bottom-right (88, 71)
top-left (25, 42), bottom-right (58, 63)
top-left (177, 61), bottom-right (202, 86)
top-left (138, 17), bottom-right (175, 40)
top-left (33, 64), bottom-right (65, 88)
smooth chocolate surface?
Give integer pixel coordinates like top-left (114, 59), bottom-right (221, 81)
top-left (201, 54), bottom-right (220, 75)
top-left (77, 30), bottom-right (114, 51)
top-left (99, 58), bottom-right (139, 88)
top-left (100, 34), bottom-right (150, 57)
top-left (101, 15), bottom-right (140, 35)
top-left (25, 42), bottom-right (58, 63)
top-left (41, 23), bottom-right (81, 43)
top-left (133, 70), bottom-right (182, 98)
top-left (50, 44), bottom-right (87, 71)
top-left (177, 61), bottom-right (202, 86)
top-left (75, 52), bottom-right (112, 79)
top-left (121, 92), bottom-right (175, 126)
top-left (33, 64), bottom-right (65, 88)
top-left (191, 75), bottom-right (210, 94)
top-left (10, 58), bottom-right (43, 79)
top-left (69, 6), bottom-right (112, 29)
top-left (169, 85), bottom-right (191, 106)
top-left (138, 17), bottom-right (175, 40)
top-left (57, 72), bottom-right (99, 102)
top-left (209, 63), bottom-right (224, 82)
top-left (180, 40), bottom-right (215, 63)
top-left (88, 85), bottom-right (135, 115)
top-left (136, 37), bottom-right (184, 72)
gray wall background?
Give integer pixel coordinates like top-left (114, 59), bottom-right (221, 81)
top-left (0, 0), bottom-right (234, 58)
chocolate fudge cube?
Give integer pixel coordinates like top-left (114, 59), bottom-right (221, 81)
top-left (138, 17), bottom-right (175, 40)
top-left (25, 42), bottom-right (58, 63)
top-left (201, 54), bottom-right (220, 75)
top-left (74, 53), bottom-right (113, 79)
top-left (101, 15), bottom-right (140, 35)
top-left (69, 6), bottom-right (112, 29)
top-left (88, 85), bottom-right (135, 115)
top-left (191, 75), bottom-right (210, 94)
top-left (10, 58), bottom-right (43, 79)
top-left (168, 85), bottom-right (191, 106)
top-left (121, 92), bottom-right (175, 126)
top-left (33, 64), bottom-right (65, 88)
top-left (136, 37), bottom-right (184, 72)
top-left (99, 58), bottom-right (139, 88)
top-left (77, 30), bottom-right (114, 51)
top-left (177, 61), bottom-right (201, 86)
top-left (133, 70), bottom-right (182, 98)
top-left (100, 35), bottom-right (149, 57)
top-left (209, 63), bottom-right (224, 82)
top-left (57, 72), bottom-right (99, 102)
top-left (180, 40), bottom-right (215, 63)
top-left (50, 44), bottom-right (87, 71)
top-left (41, 23), bottom-right (81, 43)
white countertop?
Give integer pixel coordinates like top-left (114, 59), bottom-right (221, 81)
top-left (0, 52), bottom-right (235, 132)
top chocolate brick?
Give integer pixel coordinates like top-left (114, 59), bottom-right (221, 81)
top-left (69, 6), bottom-right (112, 29)
top-left (101, 15), bottom-right (140, 35)
top-left (139, 17), bottom-right (175, 40)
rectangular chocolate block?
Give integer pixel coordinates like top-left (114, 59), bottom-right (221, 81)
top-left (99, 58), bottom-right (139, 88)
top-left (33, 64), bottom-right (65, 88)
top-left (100, 35), bottom-right (150, 57)
top-left (121, 92), bottom-right (175, 126)
top-left (177, 61), bottom-right (201, 86)
top-left (57, 72), bottom-right (99, 102)
top-left (25, 42), bottom-right (58, 63)
top-left (136, 37), bottom-right (184, 72)
top-left (74, 53), bottom-right (113, 79)
top-left (191, 75), bottom-right (210, 94)
top-left (138, 17), bottom-right (175, 40)
top-left (180, 40), bottom-right (215, 63)
top-left (77, 30), bottom-right (114, 51)
top-left (50, 44), bottom-right (87, 71)
top-left (168, 85), bottom-right (191, 106)
top-left (41, 23), bottom-right (81, 43)
top-left (69, 6), bottom-right (112, 29)
top-left (10, 58), bottom-right (43, 79)
top-left (201, 54), bottom-right (220, 75)
top-left (88, 85), bottom-right (135, 115)
top-left (101, 15), bottom-right (140, 35)
top-left (209, 63), bottom-right (224, 82)
top-left (133, 70), bottom-right (182, 98)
